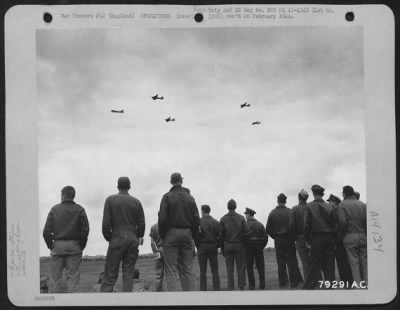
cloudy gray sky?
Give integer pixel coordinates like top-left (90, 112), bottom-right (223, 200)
top-left (37, 26), bottom-right (365, 256)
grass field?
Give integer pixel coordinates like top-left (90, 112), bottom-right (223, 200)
top-left (40, 249), bottom-right (287, 292)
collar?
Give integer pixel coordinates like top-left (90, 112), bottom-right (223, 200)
top-left (228, 210), bottom-right (237, 215)
top-left (61, 200), bottom-right (75, 204)
top-left (314, 197), bottom-right (325, 203)
top-left (247, 217), bottom-right (257, 221)
top-left (170, 184), bottom-right (182, 191)
top-left (276, 205), bottom-right (286, 208)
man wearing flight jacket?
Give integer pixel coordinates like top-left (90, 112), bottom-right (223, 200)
top-left (43, 186), bottom-right (90, 293)
top-left (101, 176), bottom-right (145, 292)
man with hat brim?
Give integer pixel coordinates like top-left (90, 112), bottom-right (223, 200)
top-left (327, 193), bottom-right (354, 284)
top-left (337, 185), bottom-right (367, 285)
top-left (158, 172), bottom-right (200, 291)
top-left (244, 207), bottom-right (268, 290)
top-left (219, 199), bottom-right (249, 290)
top-left (289, 189), bottom-right (312, 281)
top-left (101, 177), bottom-right (145, 292)
top-left (303, 185), bottom-right (336, 289)
top-left (266, 194), bottom-right (303, 289)
top-left (43, 186), bottom-right (90, 293)
top-left (197, 204), bottom-right (221, 291)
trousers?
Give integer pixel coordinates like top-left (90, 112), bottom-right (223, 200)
top-left (335, 239), bottom-right (354, 283)
top-left (245, 245), bottom-right (265, 290)
top-left (224, 242), bottom-right (246, 290)
top-left (343, 233), bottom-right (367, 284)
top-left (101, 232), bottom-right (139, 292)
top-left (303, 233), bottom-right (335, 289)
top-left (162, 228), bottom-right (194, 291)
top-left (49, 240), bottom-right (82, 293)
top-left (295, 235), bottom-right (310, 280)
top-left (275, 236), bottom-right (303, 288)
top-left (198, 243), bottom-right (220, 291)
top-left (154, 256), bottom-right (165, 291)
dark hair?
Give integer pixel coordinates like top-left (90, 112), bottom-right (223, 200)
top-left (298, 193), bottom-right (308, 202)
top-left (227, 199), bottom-right (236, 210)
top-left (277, 193), bottom-right (287, 203)
top-left (61, 186), bottom-right (75, 200)
top-left (201, 205), bottom-right (211, 213)
top-left (133, 269), bottom-right (140, 279)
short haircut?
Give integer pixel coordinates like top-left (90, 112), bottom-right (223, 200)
top-left (201, 205), bottom-right (211, 213)
top-left (133, 269), bottom-right (140, 279)
top-left (61, 186), bottom-right (76, 199)
top-left (227, 199), bottom-right (236, 210)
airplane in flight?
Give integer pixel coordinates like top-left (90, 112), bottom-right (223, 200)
top-left (252, 121), bottom-right (261, 125)
top-left (165, 117), bottom-right (175, 122)
top-left (152, 94), bottom-right (164, 100)
top-left (111, 109), bottom-right (124, 113)
top-left (240, 102), bottom-right (250, 108)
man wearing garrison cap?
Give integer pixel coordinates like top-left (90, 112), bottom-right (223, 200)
top-left (327, 194), bottom-right (353, 283)
top-left (244, 207), bottom-right (268, 290)
top-left (158, 172), bottom-right (200, 291)
top-left (43, 186), bottom-right (89, 293)
top-left (289, 189), bottom-right (311, 280)
top-left (219, 199), bottom-right (249, 290)
top-left (337, 185), bottom-right (367, 285)
top-left (303, 185), bottom-right (336, 289)
top-left (101, 177), bottom-right (145, 292)
top-left (266, 194), bottom-right (303, 289)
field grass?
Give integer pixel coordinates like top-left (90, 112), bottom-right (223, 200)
top-left (40, 249), bottom-right (286, 292)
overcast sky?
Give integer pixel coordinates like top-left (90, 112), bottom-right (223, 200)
top-left (37, 26), bottom-right (365, 256)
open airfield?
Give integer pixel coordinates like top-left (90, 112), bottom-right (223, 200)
top-left (40, 249), bottom-right (286, 292)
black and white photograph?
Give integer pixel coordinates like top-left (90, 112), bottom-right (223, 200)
top-left (4, 4), bottom-right (396, 307)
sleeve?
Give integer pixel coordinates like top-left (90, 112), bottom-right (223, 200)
top-left (79, 208), bottom-right (90, 250)
top-left (158, 195), bottom-right (169, 239)
top-left (136, 200), bottom-right (145, 238)
top-left (102, 198), bottom-right (112, 242)
top-left (304, 206), bottom-right (311, 243)
top-left (219, 219), bottom-right (225, 252)
top-left (362, 203), bottom-right (367, 233)
top-left (336, 204), bottom-right (348, 238)
top-left (191, 200), bottom-right (201, 246)
top-left (288, 209), bottom-right (295, 236)
top-left (266, 213), bottom-right (275, 239)
top-left (43, 209), bottom-right (54, 250)
top-left (242, 217), bottom-right (250, 243)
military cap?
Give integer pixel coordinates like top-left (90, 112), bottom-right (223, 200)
top-left (298, 189), bottom-right (309, 200)
top-left (170, 172), bottom-right (183, 184)
top-left (311, 184), bottom-right (325, 194)
top-left (227, 199), bottom-right (237, 210)
top-left (244, 207), bottom-right (256, 216)
top-left (277, 193), bottom-right (287, 203)
top-left (117, 176), bottom-right (131, 189)
top-left (342, 185), bottom-right (355, 196)
top-left (327, 194), bottom-right (341, 204)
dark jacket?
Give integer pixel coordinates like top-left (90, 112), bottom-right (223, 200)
top-left (304, 197), bottom-right (336, 242)
top-left (337, 197), bottom-right (367, 236)
top-left (102, 191), bottom-right (145, 242)
top-left (158, 185), bottom-right (200, 239)
top-left (246, 217), bottom-right (268, 249)
top-left (43, 200), bottom-right (89, 250)
top-left (289, 201), bottom-right (308, 237)
top-left (266, 205), bottom-right (292, 239)
top-left (199, 214), bottom-right (220, 247)
top-left (219, 211), bottom-right (248, 245)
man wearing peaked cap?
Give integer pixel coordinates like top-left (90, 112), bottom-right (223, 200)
top-left (158, 172), bottom-right (200, 291)
top-left (219, 199), bottom-right (248, 290)
top-left (337, 185), bottom-right (367, 284)
top-left (303, 184), bottom-right (336, 289)
top-left (266, 193), bottom-right (303, 289)
top-left (289, 189), bottom-right (311, 282)
top-left (101, 177), bottom-right (145, 292)
top-left (327, 194), bottom-right (341, 205)
top-left (244, 207), bottom-right (268, 290)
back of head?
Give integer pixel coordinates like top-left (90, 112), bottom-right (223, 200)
top-left (227, 199), bottom-right (236, 210)
top-left (118, 176), bottom-right (131, 191)
top-left (170, 172), bottom-right (183, 185)
top-left (311, 184), bottom-right (325, 197)
top-left (277, 193), bottom-right (287, 204)
top-left (298, 189), bottom-right (309, 202)
top-left (61, 186), bottom-right (76, 201)
top-left (342, 185), bottom-right (355, 198)
top-left (201, 204), bottom-right (211, 214)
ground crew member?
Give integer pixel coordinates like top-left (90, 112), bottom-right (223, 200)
top-left (327, 194), bottom-right (353, 283)
top-left (219, 199), bottom-right (248, 290)
top-left (101, 176), bottom-right (145, 292)
top-left (158, 172), bottom-right (200, 291)
top-left (303, 185), bottom-right (336, 289)
top-left (244, 207), bottom-right (268, 290)
top-left (197, 204), bottom-right (220, 291)
top-left (337, 185), bottom-right (367, 285)
top-left (149, 223), bottom-right (164, 291)
top-left (43, 186), bottom-right (89, 293)
top-left (266, 193), bottom-right (303, 289)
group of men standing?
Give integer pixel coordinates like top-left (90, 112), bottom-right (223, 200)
top-left (43, 172), bottom-right (367, 293)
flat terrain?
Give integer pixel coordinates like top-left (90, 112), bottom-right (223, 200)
top-left (40, 249), bottom-right (286, 292)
